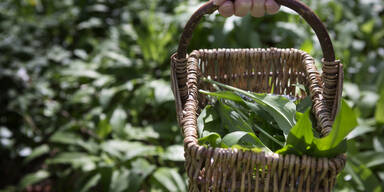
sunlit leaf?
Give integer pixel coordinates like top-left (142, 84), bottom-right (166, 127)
top-left (23, 145), bottom-right (49, 164)
top-left (161, 145), bottom-right (185, 162)
top-left (375, 91), bottom-right (384, 124)
top-left (97, 115), bottom-right (112, 139)
top-left (101, 140), bottom-right (161, 161)
top-left (198, 132), bottom-right (222, 148)
top-left (47, 152), bottom-right (100, 171)
top-left (19, 170), bottom-right (50, 190)
top-left (110, 107), bottom-right (127, 136)
top-left (313, 100), bottom-right (358, 157)
top-left (221, 131), bottom-right (264, 148)
top-left (276, 109), bottom-right (313, 156)
top-left (79, 174), bottom-right (101, 192)
top-left (152, 168), bottom-right (187, 192)
top-left (202, 80), bottom-right (296, 137)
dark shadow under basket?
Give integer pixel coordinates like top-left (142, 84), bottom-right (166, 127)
top-left (171, 1), bottom-right (345, 191)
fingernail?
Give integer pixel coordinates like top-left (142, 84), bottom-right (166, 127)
top-left (266, 0), bottom-right (280, 14)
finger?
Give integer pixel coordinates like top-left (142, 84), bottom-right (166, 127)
top-left (218, 1), bottom-right (234, 17)
top-left (265, 0), bottom-right (280, 15)
top-left (251, 0), bottom-right (265, 18)
top-left (213, 0), bottom-right (227, 6)
top-left (234, 0), bottom-right (252, 17)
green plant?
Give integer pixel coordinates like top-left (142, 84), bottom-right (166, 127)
top-left (197, 79), bottom-right (358, 158)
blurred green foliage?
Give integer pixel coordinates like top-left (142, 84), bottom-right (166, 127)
top-left (0, 0), bottom-right (383, 191)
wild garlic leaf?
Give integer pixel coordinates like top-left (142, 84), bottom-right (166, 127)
top-left (217, 100), bottom-right (253, 133)
top-left (296, 96), bottom-right (312, 113)
top-left (276, 109), bottom-right (314, 156)
top-left (226, 101), bottom-right (283, 150)
top-left (198, 132), bottom-right (222, 148)
top-left (197, 106), bottom-right (208, 138)
top-left (197, 105), bottom-right (219, 138)
top-left (375, 91), bottom-right (384, 124)
top-left (221, 131), bottom-right (264, 148)
top-left (278, 100), bottom-right (358, 158)
top-left (311, 100), bottom-right (358, 157)
top-left (248, 93), bottom-right (296, 137)
top-left (199, 90), bottom-right (284, 150)
top-left (201, 79), bottom-right (297, 137)
top-left (199, 90), bottom-right (243, 103)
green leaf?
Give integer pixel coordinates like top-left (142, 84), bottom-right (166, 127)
top-left (313, 100), bottom-right (358, 154)
top-left (127, 158), bottom-right (156, 191)
top-left (375, 91), bottom-right (384, 124)
top-left (221, 131), bottom-right (264, 148)
top-left (149, 80), bottom-right (174, 103)
top-left (23, 144), bottom-right (49, 164)
top-left (278, 100), bottom-right (357, 158)
top-left (198, 132), bottom-right (222, 148)
top-left (361, 19), bottom-right (375, 34)
top-left (228, 101), bottom-right (284, 148)
top-left (109, 159), bottom-right (156, 192)
top-left (109, 169), bottom-right (130, 192)
top-left (345, 157), bottom-right (384, 192)
top-left (346, 123), bottom-right (375, 139)
top-left (300, 39), bottom-right (313, 54)
top-left (373, 136), bottom-right (384, 152)
top-left (99, 87), bottom-right (122, 107)
top-left (79, 174), bottom-right (101, 192)
top-left (197, 105), bottom-right (219, 138)
top-left (217, 100), bottom-right (253, 133)
top-left (343, 82), bottom-right (360, 102)
top-left (125, 125), bottom-right (160, 140)
top-left (160, 145), bottom-right (185, 162)
top-left (97, 115), bottom-right (112, 139)
top-left (197, 105), bottom-right (208, 138)
top-left (199, 90), bottom-right (243, 103)
top-left (50, 131), bottom-right (99, 153)
top-left (46, 152), bottom-right (100, 171)
top-left (62, 68), bottom-right (102, 79)
top-left (152, 168), bottom-right (187, 192)
top-left (101, 140), bottom-right (161, 161)
top-left (311, 139), bottom-right (348, 158)
top-left (276, 109), bottom-right (313, 156)
top-left (110, 107), bottom-right (127, 133)
top-left (248, 93), bottom-right (296, 137)
top-left (356, 151), bottom-right (384, 168)
top-left (296, 96), bottom-right (312, 113)
top-left (50, 131), bottom-right (82, 145)
top-left (18, 170), bottom-right (50, 190)
top-left (201, 79), bottom-right (296, 137)
top-left (200, 86), bottom-right (287, 149)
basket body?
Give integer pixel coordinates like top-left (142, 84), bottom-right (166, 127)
top-left (172, 48), bottom-right (345, 192)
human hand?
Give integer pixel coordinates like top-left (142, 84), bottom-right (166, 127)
top-left (213, 0), bottom-right (280, 18)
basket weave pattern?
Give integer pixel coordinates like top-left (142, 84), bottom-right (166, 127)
top-left (172, 48), bottom-right (345, 192)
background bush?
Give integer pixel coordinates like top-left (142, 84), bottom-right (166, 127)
top-left (0, 0), bottom-right (383, 191)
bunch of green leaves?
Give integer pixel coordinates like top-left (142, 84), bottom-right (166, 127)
top-left (277, 100), bottom-right (357, 157)
top-left (197, 81), bottom-right (295, 152)
top-left (198, 79), bottom-right (358, 158)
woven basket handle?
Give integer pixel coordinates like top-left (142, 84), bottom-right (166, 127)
top-left (176, 0), bottom-right (335, 61)
top-left (174, 0), bottom-right (343, 121)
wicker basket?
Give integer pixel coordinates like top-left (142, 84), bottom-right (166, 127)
top-left (171, 0), bottom-right (345, 191)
